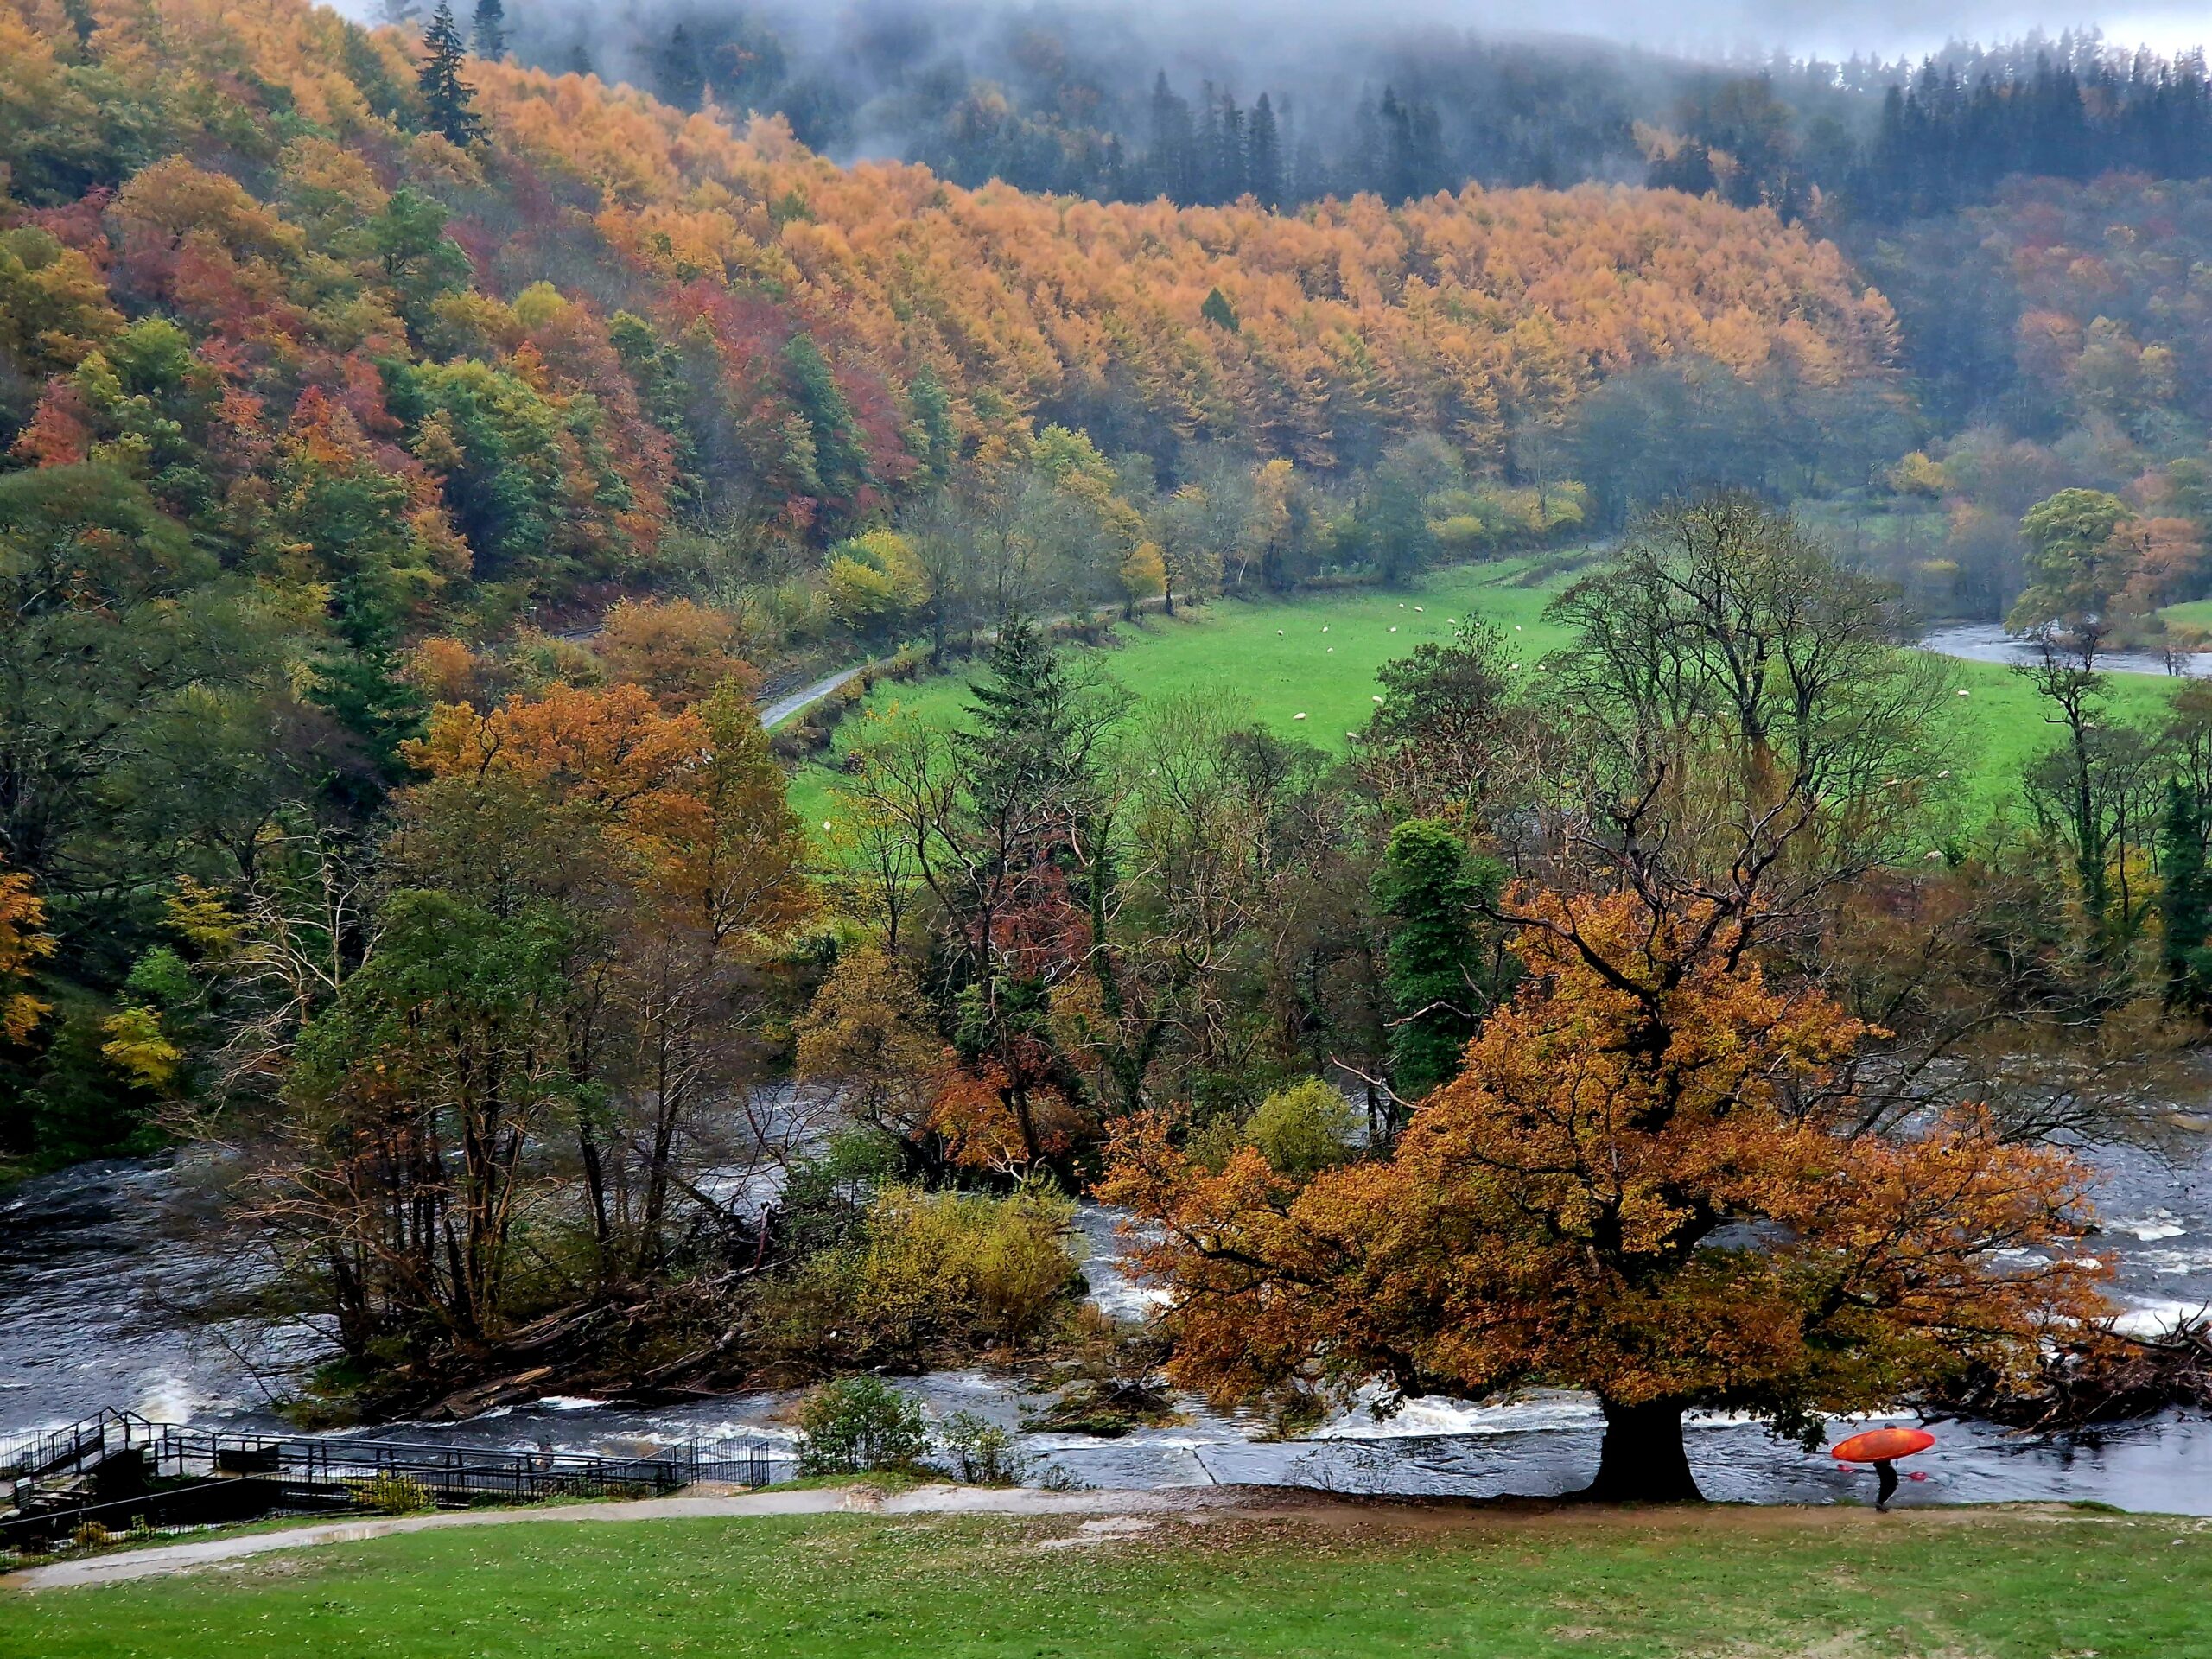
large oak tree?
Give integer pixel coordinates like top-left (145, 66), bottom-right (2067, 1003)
top-left (1105, 883), bottom-right (2108, 1501)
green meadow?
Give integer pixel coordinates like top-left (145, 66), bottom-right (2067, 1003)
top-left (789, 558), bottom-right (2188, 837)
top-left (10, 1505), bottom-right (2207, 1659)
top-left (2160, 597), bottom-right (2212, 634)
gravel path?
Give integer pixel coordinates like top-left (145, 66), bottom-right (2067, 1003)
top-left (757, 601), bottom-right (1169, 730)
top-left (758, 664), bottom-right (869, 728)
top-left (1, 1485), bottom-right (1252, 1592)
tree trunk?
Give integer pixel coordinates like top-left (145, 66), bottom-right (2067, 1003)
top-left (1575, 1397), bottom-right (1703, 1503)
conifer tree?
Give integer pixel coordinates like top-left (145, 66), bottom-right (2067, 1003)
top-left (657, 24), bottom-right (705, 107)
top-left (2160, 780), bottom-right (2212, 1014)
top-left (958, 618), bottom-right (1105, 833)
top-left (1248, 93), bottom-right (1282, 207)
top-left (904, 368), bottom-right (957, 486)
top-left (1147, 72), bottom-right (1195, 201)
top-left (309, 600), bottom-right (428, 813)
top-left (782, 334), bottom-right (869, 510)
top-left (1373, 818), bottom-right (1501, 1113)
top-left (416, 0), bottom-right (482, 147)
top-left (470, 0), bottom-right (504, 61)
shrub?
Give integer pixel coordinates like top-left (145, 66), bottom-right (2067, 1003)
top-left (765, 1184), bottom-right (1078, 1366)
top-left (768, 718), bottom-right (834, 761)
top-left (348, 1471), bottom-right (435, 1515)
top-left (796, 1376), bottom-right (930, 1476)
top-left (69, 1521), bottom-right (112, 1549)
top-left (935, 1410), bottom-right (1031, 1485)
top-left (1243, 1078), bottom-right (1356, 1179)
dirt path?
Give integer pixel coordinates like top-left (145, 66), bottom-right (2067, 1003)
top-left (757, 597), bottom-right (1179, 731)
top-left (0, 1485), bottom-right (1265, 1592)
top-left (758, 664), bottom-right (868, 728)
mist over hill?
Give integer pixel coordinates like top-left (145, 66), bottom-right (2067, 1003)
top-left (453, 0), bottom-right (2212, 223)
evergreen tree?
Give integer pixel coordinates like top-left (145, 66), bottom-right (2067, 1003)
top-left (1405, 97), bottom-right (1447, 199)
top-left (656, 22), bottom-right (705, 107)
top-left (2160, 780), bottom-right (2212, 1014)
top-left (1348, 93), bottom-right (1383, 195)
top-left (1248, 92), bottom-right (1282, 207)
top-left (1146, 71), bottom-right (1195, 201)
top-left (782, 334), bottom-right (870, 513)
top-left (940, 618), bottom-right (1129, 1170)
top-left (958, 618), bottom-right (1107, 834)
top-left (904, 367), bottom-right (957, 486)
top-left (1199, 85), bottom-right (1245, 203)
top-left (416, 0), bottom-right (482, 147)
top-left (308, 595), bottom-right (427, 814)
top-left (1372, 818), bottom-right (1502, 1112)
top-left (1379, 87), bottom-right (1414, 200)
top-left (470, 0), bottom-right (504, 61)
top-left (608, 311), bottom-right (699, 502)
top-left (1099, 132), bottom-right (1127, 200)
top-left (1199, 287), bottom-right (1237, 331)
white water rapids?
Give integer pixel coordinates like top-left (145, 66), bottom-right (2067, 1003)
top-left (5, 1128), bottom-right (2212, 1513)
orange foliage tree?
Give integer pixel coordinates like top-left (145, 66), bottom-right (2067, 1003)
top-left (0, 863), bottom-right (54, 1045)
top-left (380, 676), bottom-right (812, 1284)
top-left (1104, 884), bottom-right (2109, 1502)
top-left (594, 597), bottom-right (756, 711)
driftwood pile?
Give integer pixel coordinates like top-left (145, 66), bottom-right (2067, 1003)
top-left (1936, 1316), bottom-right (2212, 1431)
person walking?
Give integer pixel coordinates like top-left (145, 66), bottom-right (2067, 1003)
top-left (1828, 1426), bottom-right (1935, 1511)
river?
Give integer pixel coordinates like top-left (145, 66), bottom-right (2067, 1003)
top-left (6, 1128), bottom-right (2212, 1514)
top-left (1918, 623), bottom-right (2212, 679)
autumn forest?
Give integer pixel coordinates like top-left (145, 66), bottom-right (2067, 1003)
top-left (7, 0), bottom-right (2212, 1511)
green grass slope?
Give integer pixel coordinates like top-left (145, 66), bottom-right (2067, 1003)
top-left (10, 1506), bottom-right (2206, 1658)
top-left (793, 561), bottom-right (1574, 833)
top-left (792, 560), bottom-right (2188, 836)
top-left (2159, 598), bottom-right (2212, 633)
top-left (1942, 658), bottom-right (2181, 812)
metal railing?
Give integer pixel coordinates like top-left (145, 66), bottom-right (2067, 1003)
top-left (0, 1412), bottom-right (778, 1549)
top-left (1, 1477), bottom-right (350, 1548)
top-left (0, 1409), bottom-right (156, 1482)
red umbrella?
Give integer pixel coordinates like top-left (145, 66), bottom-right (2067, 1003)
top-left (1831, 1427), bottom-right (1936, 1464)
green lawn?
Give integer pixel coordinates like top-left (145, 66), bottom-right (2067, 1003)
top-left (791, 559), bottom-right (2189, 836)
top-left (10, 1505), bottom-right (2207, 1657)
top-left (796, 559), bottom-right (1576, 833)
top-left (1939, 655), bottom-right (2182, 811)
top-left (2160, 597), bottom-right (2212, 633)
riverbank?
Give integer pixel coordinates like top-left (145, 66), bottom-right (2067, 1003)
top-left (8, 1492), bottom-right (2205, 1657)
top-left (7, 1139), bottom-right (2212, 1512)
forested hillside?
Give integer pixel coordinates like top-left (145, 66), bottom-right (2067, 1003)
top-left (0, 0), bottom-right (1901, 1171)
top-left (3, 0), bottom-right (1901, 504)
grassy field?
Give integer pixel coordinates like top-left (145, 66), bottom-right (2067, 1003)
top-left (2161, 597), bottom-right (2212, 633)
top-left (1942, 656), bottom-right (2180, 811)
top-left (10, 1504), bottom-right (2208, 1657)
top-left (791, 559), bottom-right (2188, 836)
top-left (791, 562), bottom-right (1574, 833)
